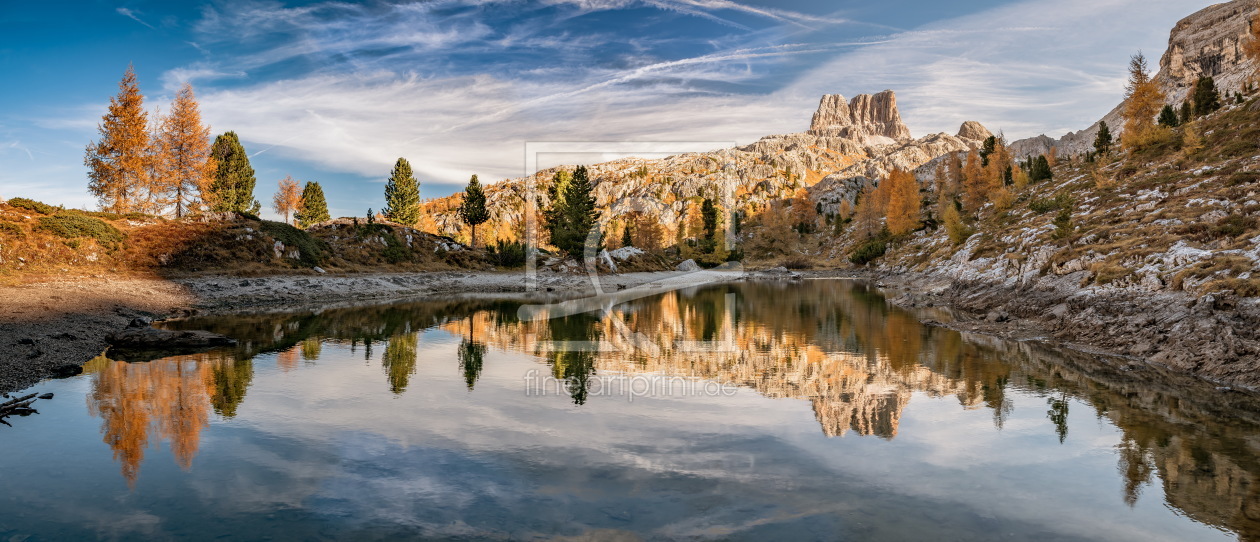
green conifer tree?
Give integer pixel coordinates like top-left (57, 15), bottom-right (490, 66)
top-left (1093, 121), bottom-right (1113, 156)
top-left (295, 181), bottom-right (330, 228)
top-left (383, 158), bottom-right (421, 225)
top-left (208, 131), bottom-right (261, 214)
top-left (1179, 101), bottom-right (1193, 125)
top-left (458, 174), bottom-right (490, 247)
top-left (1157, 104), bottom-right (1180, 128)
top-left (549, 166), bottom-right (599, 257)
top-left (1192, 76), bottom-right (1221, 117)
top-left (700, 198), bottom-right (719, 252)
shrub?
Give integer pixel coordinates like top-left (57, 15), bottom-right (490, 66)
top-left (0, 223), bottom-right (24, 238)
top-left (849, 238), bottom-right (887, 265)
top-left (1213, 214), bottom-right (1257, 238)
top-left (489, 240), bottom-right (526, 268)
top-left (259, 220), bottom-right (325, 266)
top-left (8, 197), bottom-right (57, 215)
top-left (1051, 208), bottom-right (1074, 240)
top-left (1030, 193), bottom-right (1073, 214)
top-left (35, 212), bottom-right (125, 244)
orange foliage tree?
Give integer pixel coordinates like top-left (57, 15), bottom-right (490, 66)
top-left (85, 65), bottom-right (151, 214)
top-left (961, 149), bottom-right (985, 212)
top-left (884, 168), bottom-right (921, 236)
top-left (272, 176), bottom-right (303, 225)
top-left (155, 83), bottom-right (214, 218)
top-left (1121, 52), bottom-right (1167, 150)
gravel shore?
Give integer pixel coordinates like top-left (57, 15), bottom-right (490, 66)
top-left (0, 269), bottom-right (737, 393)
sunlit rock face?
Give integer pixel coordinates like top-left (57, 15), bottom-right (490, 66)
top-left (808, 90), bottom-right (913, 144)
top-left (1012, 0), bottom-right (1260, 157)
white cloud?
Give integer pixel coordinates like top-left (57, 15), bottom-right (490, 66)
top-left (179, 0), bottom-right (1222, 196)
top-left (116, 7), bottom-right (156, 30)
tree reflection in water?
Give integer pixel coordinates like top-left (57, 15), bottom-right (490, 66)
top-left (111, 282), bottom-right (1260, 538)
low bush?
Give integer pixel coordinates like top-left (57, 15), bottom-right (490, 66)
top-left (8, 198), bottom-right (57, 215)
top-left (259, 220), bottom-right (325, 266)
top-left (0, 223), bottom-right (24, 238)
top-left (35, 212), bottom-right (124, 244)
top-left (849, 238), bottom-right (887, 265)
top-left (489, 240), bottom-right (526, 268)
top-left (1029, 193), bottom-right (1073, 214)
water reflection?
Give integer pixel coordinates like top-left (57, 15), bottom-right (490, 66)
top-left (92, 281), bottom-right (1260, 539)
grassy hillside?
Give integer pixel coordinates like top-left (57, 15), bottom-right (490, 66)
top-left (0, 201), bottom-right (492, 283)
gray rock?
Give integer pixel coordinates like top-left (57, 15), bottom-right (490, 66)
top-left (677, 259), bottom-right (701, 272)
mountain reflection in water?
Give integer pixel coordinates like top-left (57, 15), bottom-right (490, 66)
top-left (71, 280), bottom-right (1260, 540)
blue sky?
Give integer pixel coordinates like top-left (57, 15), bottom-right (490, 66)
top-left (0, 0), bottom-right (1217, 219)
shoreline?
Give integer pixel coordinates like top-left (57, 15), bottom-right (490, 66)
top-left (2, 266), bottom-right (1256, 394)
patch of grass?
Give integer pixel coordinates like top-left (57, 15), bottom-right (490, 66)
top-left (8, 197), bottom-right (58, 215)
top-left (779, 255), bottom-right (814, 270)
top-left (259, 220), bottom-right (325, 266)
top-left (35, 212), bottom-right (125, 244)
top-left (1203, 278), bottom-right (1260, 297)
top-left (1090, 262), bottom-right (1131, 285)
top-left (1213, 214), bottom-right (1257, 239)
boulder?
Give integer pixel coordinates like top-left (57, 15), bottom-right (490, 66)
top-left (677, 259), bottom-right (701, 272)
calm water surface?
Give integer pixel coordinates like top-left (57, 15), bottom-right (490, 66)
top-left (2, 280), bottom-right (1259, 541)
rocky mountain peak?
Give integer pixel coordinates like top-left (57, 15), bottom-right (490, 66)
top-left (808, 89), bottom-right (912, 144)
top-left (956, 121), bottom-right (994, 142)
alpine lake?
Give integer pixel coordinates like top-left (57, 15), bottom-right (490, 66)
top-left (2, 278), bottom-right (1258, 541)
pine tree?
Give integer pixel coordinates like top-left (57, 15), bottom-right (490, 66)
top-left (700, 197), bottom-right (719, 251)
top-left (383, 158), bottom-right (420, 225)
top-left (1192, 76), bottom-right (1221, 117)
top-left (1157, 104), bottom-right (1180, 128)
top-left (208, 131), bottom-right (260, 214)
top-left (295, 181), bottom-right (330, 227)
top-left (543, 169), bottom-right (572, 245)
top-left (1093, 121), bottom-right (1113, 156)
top-left (1030, 155), bottom-right (1053, 182)
top-left (979, 136), bottom-right (997, 167)
top-left (549, 166), bottom-right (598, 257)
top-left (272, 176), bottom-right (302, 225)
top-left (1179, 101), bottom-right (1193, 125)
top-left (85, 65), bottom-right (150, 214)
top-left (620, 222), bottom-right (633, 248)
top-left (884, 168), bottom-right (920, 236)
top-left (458, 174), bottom-right (490, 247)
top-left (155, 83), bottom-right (214, 218)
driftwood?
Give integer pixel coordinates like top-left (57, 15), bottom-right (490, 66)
top-left (0, 392), bottom-right (46, 427)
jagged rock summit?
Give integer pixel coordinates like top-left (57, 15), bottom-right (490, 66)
top-left (956, 121), bottom-right (994, 142)
top-left (808, 90), bottom-right (913, 144)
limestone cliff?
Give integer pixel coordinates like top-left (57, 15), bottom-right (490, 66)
top-left (1012, 0), bottom-right (1259, 157)
top-left (808, 90), bottom-right (913, 144)
top-left (421, 91), bottom-right (983, 243)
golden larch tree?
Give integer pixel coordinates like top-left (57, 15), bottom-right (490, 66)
top-left (155, 83), bottom-right (214, 218)
top-left (961, 149), bottom-right (985, 212)
top-left (85, 65), bottom-right (151, 213)
top-left (851, 182), bottom-right (884, 240)
top-left (272, 176), bottom-right (303, 225)
top-left (1121, 52), bottom-right (1166, 150)
top-left (1244, 5), bottom-right (1260, 84)
top-left (884, 168), bottom-right (921, 236)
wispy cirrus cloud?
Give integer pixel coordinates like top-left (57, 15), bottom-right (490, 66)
top-left (115, 7), bottom-right (156, 30)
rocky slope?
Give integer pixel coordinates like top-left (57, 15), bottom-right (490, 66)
top-left (1011, 0), bottom-right (1259, 158)
top-left (420, 90), bottom-right (990, 243)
